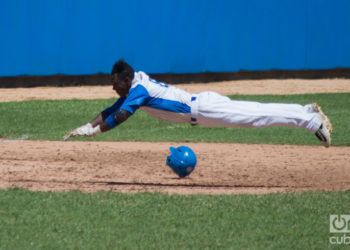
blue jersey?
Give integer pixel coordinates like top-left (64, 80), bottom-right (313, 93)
top-left (103, 71), bottom-right (194, 128)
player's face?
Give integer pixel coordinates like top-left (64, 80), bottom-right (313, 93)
top-left (112, 74), bottom-right (131, 97)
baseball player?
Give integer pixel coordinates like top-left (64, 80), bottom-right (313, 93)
top-left (64, 59), bottom-right (333, 147)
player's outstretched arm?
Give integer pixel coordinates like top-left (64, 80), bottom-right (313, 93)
top-left (102, 109), bottom-right (131, 130)
top-left (63, 109), bottom-right (132, 141)
top-left (63, 96), bottom-right (128, 141)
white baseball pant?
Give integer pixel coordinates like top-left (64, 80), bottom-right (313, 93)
top-left (190, 92), bottom-right (322, 132)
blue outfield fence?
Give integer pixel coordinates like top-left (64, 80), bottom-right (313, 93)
top-left (0, 0), bottom-right (350, 76)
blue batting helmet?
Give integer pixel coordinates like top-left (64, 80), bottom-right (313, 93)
top-left (166, 146), bottom-right (197, 178)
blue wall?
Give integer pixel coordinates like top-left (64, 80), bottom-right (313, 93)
top-left (1, 0), bottom-right (350, 76)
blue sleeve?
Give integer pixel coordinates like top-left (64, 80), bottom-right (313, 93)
top-left (105, 110), bottom-right (119, 128)
top-left (101, 97), bottom-right (126, 120)
top-left (104, 85), bottom-right (149, 128)
top-left (119, 84), bottom-right (150, 114)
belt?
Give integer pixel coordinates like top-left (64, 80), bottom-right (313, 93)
top-left (190, 117), bottom-right (197, 126)
top-left (190, 96), bottom-right (198, 126)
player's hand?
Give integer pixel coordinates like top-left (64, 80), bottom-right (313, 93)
top-left (63, 130), bottom-right (74, 141)
top-left (63, 123), bottom-right (101, 141)
top-left (63, 123), bottom-right (93, 140)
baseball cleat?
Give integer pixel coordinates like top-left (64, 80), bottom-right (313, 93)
top-left (315, 123), bottom-right (331, 147)
top-left (306, 103), bottom-right (333, 133)
top-left (313, 103), bottom-right (333, 133)
top-left (305, 103), bottom-right (319, 113)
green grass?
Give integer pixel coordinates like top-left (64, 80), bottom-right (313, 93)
top-left (0, 93), bottom-right (349, 145)
top-left (1, 94), bottom-right (349, 249)
top-left (0, 189), bottom-right (349, 249)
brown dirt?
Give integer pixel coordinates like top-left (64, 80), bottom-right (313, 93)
top-left (1, 78), bottom-right (349, 102)
top-left (1, 140), bottom-right (349, 195)
top-left (1, 79), bottom-right (349, 195)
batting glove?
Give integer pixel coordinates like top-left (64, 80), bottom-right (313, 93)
top-left (64, 123), bottom-right (101, 140)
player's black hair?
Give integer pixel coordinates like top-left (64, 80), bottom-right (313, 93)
top-left (111, 59), bottom-right (134, 81)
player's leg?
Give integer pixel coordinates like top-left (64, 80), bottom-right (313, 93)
top-left (193, 91), bottom-right (332, 146)
top-left (195, 91), bottom-right (320, 131)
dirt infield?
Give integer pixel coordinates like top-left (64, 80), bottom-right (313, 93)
top-left (1, 79), bottom-right (349, 194)
top-left (1, 78), bottom-right (350, 102)
top-left (1, 140), bottom-right (349, 195)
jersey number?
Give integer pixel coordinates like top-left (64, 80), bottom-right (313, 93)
top-left (150, 78), bottom-right (168, 88)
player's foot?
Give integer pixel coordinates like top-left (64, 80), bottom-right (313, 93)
top-left (315, 103), bottom-right (333, 133)
top-left (306, 103), bottom-right (333, 133)
top-left (305, 103), bottom-right (319, 113)
top-left (315, 123), bottom-right (331, 147)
